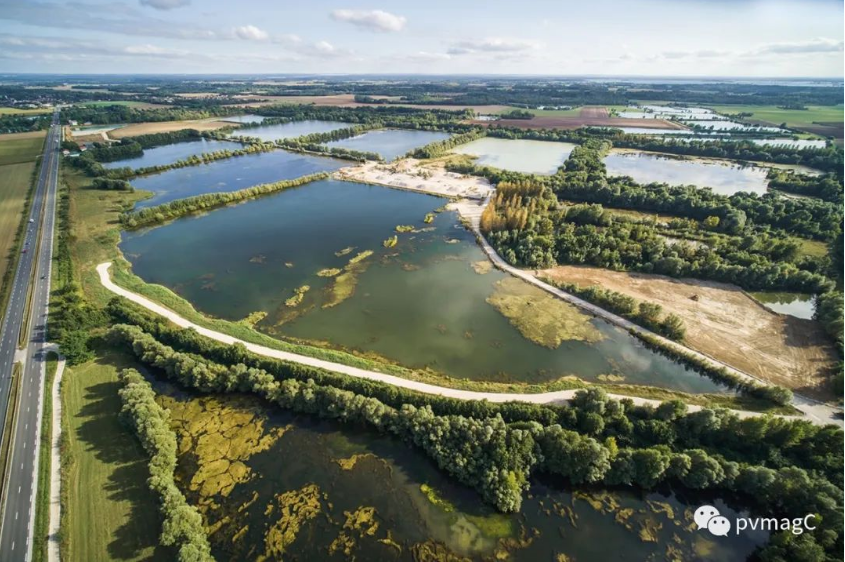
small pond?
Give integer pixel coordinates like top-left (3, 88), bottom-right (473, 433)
top-left (451, 137), bottom-right (576, 175)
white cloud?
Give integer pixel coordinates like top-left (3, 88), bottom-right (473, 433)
top-left (139, 0), bottom-right (190, 10)
top-left (330, 9), bottom-right (406, 32)
top-left (405, 51), bottom-right (452, 62)
top-left (447, 37), bottom-right (540, 56)
top-left (232, 25), bottom-right (269, 41)
top-left (755, 38), bottom-right (843, 55)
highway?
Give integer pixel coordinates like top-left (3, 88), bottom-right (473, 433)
top-left (0, 111), bottom-right (61, 561)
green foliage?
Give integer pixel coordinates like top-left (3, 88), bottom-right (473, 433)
top-left (120, 172), bottom-right (329, 228)
top-left (117, 369), bottom-right (213, 562)
top-left (766, 169), bottom-right (843, 204)
top-left (499, 109), bottom-right (534, 120)
top-left (92, 178), bottom-right (132, 191)
top-left (409, 129), bottom-right (486, 159)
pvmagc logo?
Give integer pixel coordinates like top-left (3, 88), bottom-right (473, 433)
top-left (694, 504), bottom-right (817, 537)
top-left (694, 505), bottom-right (731, 536)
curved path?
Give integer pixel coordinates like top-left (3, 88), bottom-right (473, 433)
top-left (97, 262), bottom-right (839, 425)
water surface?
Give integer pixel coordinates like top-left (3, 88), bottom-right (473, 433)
top-left (102, 138), bottom-right (237, 169)
top-left (452, 137), bottom-right (576, 174)
top-left (236, 120), bottom-right (350, 142)
top-left (604, 151), bottom-right (769, 195)
top-left (122, 179), bottom-right (729, 393)
top-left (750, 292), bottom-right (816, 319)
top-left (157, 390), bottom-right (767, 562)
top-left (221, 114), bottom-right (266, 124)
top-left (326, 129), bottom-right (451, 160)
top-left (129, 149), bottom-right (347, 208)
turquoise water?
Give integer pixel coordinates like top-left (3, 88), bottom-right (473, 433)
top-left (326, 129), bottom-right (451, 160)
top-left (128, 149), bottom-right (347, 208)
top-left (121, 179), bottom-right (729, 393)
top-left (452, 137), bottom-right (576, 174)
top-left (101, 138), bottom-right (237, 170)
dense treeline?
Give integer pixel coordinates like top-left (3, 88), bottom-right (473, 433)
top-left (120, 172), bottom-right (329, 228)
top-left (87, 141), bottom-right (143, 163)
top-left (61, 105), bottom-right (242, 125)
top-left (409, 129), bottom-right (486, 159)
top-left (117, 369), bottom-right (214, 561)
top-left (92, 178), bottom-right (132, 191)
top-left (480, 182), bottom-right (834, 294)
top-left (254, 104), bottom-right (471, 129)
top-left (105, 297), bottom-right (838, 480)
top-left (766, 169), bottom-right (844, 204)
top-left (0, 114), bottom-right (51, 133)
top-left (106, 322), bottom-right (843, 560)
top-left (108, 323), bottom-right (537, 512)
top-left (541, 277), bottom-right (686, 340)
top-left (131, 142), bottom-right (277, 176)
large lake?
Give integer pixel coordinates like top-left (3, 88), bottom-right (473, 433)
top-left (101, 138), bottom-right (236, 169)
top-left (452, 137), bottom-right (576, 174)
top-left (122, 179), bottom-right (729, 393)
top-left (235, 120), bottom-right (350, 142)
top-left (129, 149), bottom-right (347, 208)
top-left (156, 389), bottom-right (767, 562)
top-left (326, 129), bottom-right (451, 161)
top-left (604, 151), bottom-right (769, 195)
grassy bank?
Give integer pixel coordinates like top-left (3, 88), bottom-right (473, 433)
top-left (32, 351), bottom-right (58, 562)
top-left (60, 347), bottom-right (166, 561)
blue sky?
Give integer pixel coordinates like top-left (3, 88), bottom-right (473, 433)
top-left (0, 0), bottom-right (842, 76)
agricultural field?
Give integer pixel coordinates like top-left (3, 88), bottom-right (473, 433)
top-left (0, 107), bottom-right (52, 115)
top-left (107, 119), bottom-right (238, 139)
top-left (0, 131), bottom-right (44, 306)
top-left (706, 104), bottom-right (844, 139)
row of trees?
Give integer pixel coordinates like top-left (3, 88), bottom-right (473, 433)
top-left (540, 277), bottom-right (686, 341)
top-left (106, 297), bottom-right (840, 482)
top-left (120, 172), bottom-right (329, 228)
top-left (107, 322), bottom-right (843, 560)
top-left (117, 369), bottom-right (214, 561)
top-left (409, 129), bottom-right (486, 159)
top-left (131, 142), bottom-right (277, 176)
top-left (270, 125), bottom-right (384, 162)
top-left (766, 169), bottom-right (844, 204)
top-left (92, 178), bottom-right (132, 191)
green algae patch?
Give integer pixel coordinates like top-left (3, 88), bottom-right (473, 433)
top-left (335, 246), bottom-right (356, 257)
top-left (471, 260), bottom-right (492, 275)
top-left (164, 396), bottom-right (290, 503)
top-left (323, 259), bottom-right (371, 309)
top-left (348, 249), bottom-right (374, 265)
top-left (486, 277), bottom-right (603, 349)
top-left (383, 235), bottom-right (398, 248)
top-left (238, 310), bottom-right (267, 328)
top-left (329, 506), bottom-right (382, 557)
top-left (285, 285), bottom-right (311, 307)
top-left (317, 268), bottom-right (342, 277)
top-left (424, 213), bottom-right (435, 224)
top-left (262, 484), bottom-right (327, 560)
top-left (420, 484), bottom-right (455, 513)
top-left (336, 453), bottom-right (378, 471)
top-left (411, 541), bottom-right (472, 562)
top-left (396, 225), bottom-right (415, 233)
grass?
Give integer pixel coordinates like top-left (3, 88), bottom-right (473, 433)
top-left (0, 162), bottom-right (37, 303)
top-left (796, 237), bottom-right (829, 259)
top-left (0, 131), bottom-right (46, 166)
top-left (0, 363), bottom-right (22, 510)
top-left (61, 347), bottom-right (168, 562)
top-left (0, 107), bottom-right (52, 116)
top-left (704, 104), bottom-right (844, 128)
top-left (32, 351), bottom-right (58, 562)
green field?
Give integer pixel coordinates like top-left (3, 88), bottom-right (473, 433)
top-left (0, 107), bottom-right (52, 116)
top-left (705, 104), bottom-right (844, 128)
top-left (62, 349), bottom-right (167, 561)
top-left (0, 132), bottom-right (46, 166)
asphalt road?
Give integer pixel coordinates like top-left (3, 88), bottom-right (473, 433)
top-left (0, 112), bottom-right (61, 561)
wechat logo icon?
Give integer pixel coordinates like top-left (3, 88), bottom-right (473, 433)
top-left (694, 505), bottom-right (731, 537)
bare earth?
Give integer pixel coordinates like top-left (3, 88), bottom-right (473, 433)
top-left (539, 265), bottom-right (838, 400)
top-left (335, 158), bottom-right (494, 200)
top-left (107, 119), bottom-right (238, 139)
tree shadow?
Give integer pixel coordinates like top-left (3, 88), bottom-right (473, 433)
top-left (71, 351), bottom-right (174, 560)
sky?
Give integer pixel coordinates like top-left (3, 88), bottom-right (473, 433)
top-left (0, 0), bottom-right (842, 77)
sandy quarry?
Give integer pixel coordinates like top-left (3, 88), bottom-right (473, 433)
top-left (539, 265), bottom-right (838, 399)
top-left (335, 158), bottom-right (494, 200)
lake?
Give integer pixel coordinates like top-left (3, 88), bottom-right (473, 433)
top-left (121, 179), bottom-right (729, 394)
top-left (156, 389), bottom-right (769, 562)
top-left (101, 138), bottom-right (237, 169)
top-left (685, 120), bottom-right (784, 133)
top-left (235, 119), bottom-right (350, 142)
top-left (451, 137), bottom-right (576, 174)
top-left (325, 129), bottom-right (451, 161)
top-left (750, 292), bottom-right (816, 320)
top-left (604, 151), bottom-right (769, 195)
top-left (128, 149), bottom-right (347, 208)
